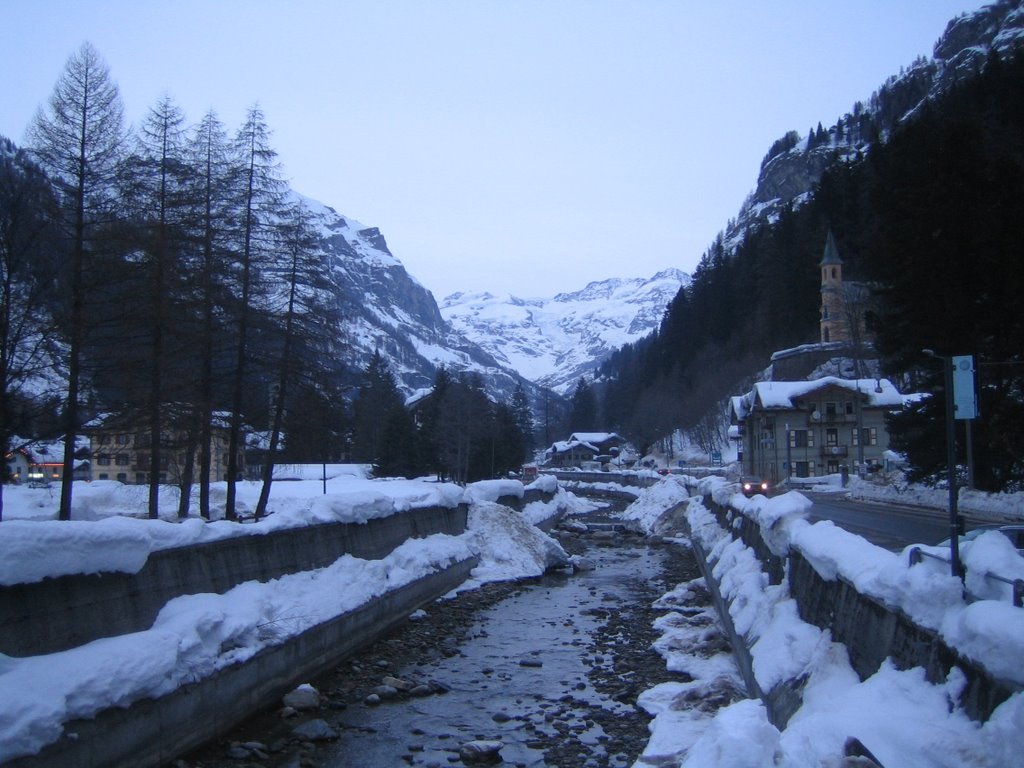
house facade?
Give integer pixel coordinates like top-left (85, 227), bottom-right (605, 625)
top-left (730, 377), bottom-right (904, 483)
top-left (545, 432), bottom-right (624, 469)
top-left (4, 439), bottom-right (89, 484)
top-left (86, 417), bottom-right (242, 485)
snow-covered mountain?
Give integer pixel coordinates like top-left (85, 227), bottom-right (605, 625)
top-left (439, 269), bottom-right (689, 395)
top-left (724, 0), bottom-right (1024, 251)
top-left (296, 194), bottom-right (550, 407)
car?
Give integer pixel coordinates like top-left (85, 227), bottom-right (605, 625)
top-left (740, 477), bottom-right (771, 497)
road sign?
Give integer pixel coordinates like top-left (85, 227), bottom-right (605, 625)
top-left (952, 355), bottom-right (977, 420)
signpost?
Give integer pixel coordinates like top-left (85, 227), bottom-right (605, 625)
top-left (923, 350), bottom-right (976, 581)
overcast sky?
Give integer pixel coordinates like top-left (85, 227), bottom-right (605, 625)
top-left (1, 1), bottom-right (972, 300)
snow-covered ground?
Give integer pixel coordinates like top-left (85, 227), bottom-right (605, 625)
top-left (1, 473), bottom-right (1020, 766)
top-left (615, 475), bottom-right (1023, 768)
top-left (0, 473), bottom-right (576, 762)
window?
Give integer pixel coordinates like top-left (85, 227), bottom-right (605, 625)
top-left (116, 434), bottom-right (129, 445)
top-left (116, 473), bottom-right (127, 482)
top-left (98, 473), bottom-right (109, 480)
top-left (845, 401), bottom-right (855, 416)
top-left (790, 430), bottom-right (814, 448)
top-left (794, 461), bottom-right (817, 478)
top-left (825, 402), bottom-right (837, 418)
top-left (826, 428), bottom-right (838, 447)
top-left (115, 455), bottom-right (129, 466)
top-left (97, 454), bottom-right (111, 466)
top-left (852, 428), bottom-right (878, 447)
top-left (135, 473), bottom-right (146, 484)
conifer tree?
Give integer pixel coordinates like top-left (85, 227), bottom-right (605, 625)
top-left (123, 95), bottom-right (190, 518)
top-left (224, 105), bottom-right (285, 520)
top-left (186, 110), bottom-right (234, 518)
top-left (28, 42), bottom-right (127, 520)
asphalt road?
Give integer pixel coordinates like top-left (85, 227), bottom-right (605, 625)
top-left (802, 492), bottom-right (962, 551)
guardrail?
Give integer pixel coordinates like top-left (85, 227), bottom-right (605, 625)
top-left (909, 546), bottom-right (1024, 607)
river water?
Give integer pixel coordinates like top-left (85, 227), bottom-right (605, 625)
top-left (319, 527), bottom-right (699, 768)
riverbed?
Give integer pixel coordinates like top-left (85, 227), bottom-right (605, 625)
top-left (180, 515), bottom-right (704, 768)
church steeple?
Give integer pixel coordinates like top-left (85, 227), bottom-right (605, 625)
top-left (820, 230), bottom-right (846, 343)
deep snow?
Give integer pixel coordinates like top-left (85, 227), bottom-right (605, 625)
top-left (618, 475), bottom-right (1023, 768)
top-left (0, 472), bottom-right (1020, 766)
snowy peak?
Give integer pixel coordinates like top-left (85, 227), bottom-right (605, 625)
top-left (440, 270), bottom-right (689, 395)
top-left (291, 193), bottom-right (548, 410)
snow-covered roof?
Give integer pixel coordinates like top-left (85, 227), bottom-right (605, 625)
top-left (734, 377), bottom-right (905, 420)
top-left (567, 432), bottom-right (621, 445)
top-left (547, 439), bottom-right (598, 455)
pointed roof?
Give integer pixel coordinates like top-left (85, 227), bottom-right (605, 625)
top-left (821, 230), bottom-right (843, 266)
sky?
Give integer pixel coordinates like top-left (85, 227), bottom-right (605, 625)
top-left (0, 0), bottom-right (974, 300)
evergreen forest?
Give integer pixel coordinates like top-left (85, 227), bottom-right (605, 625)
top-left (0, 44), bottom-right (541, 524)
top-left (599, 49), bottom-right (1024, 492)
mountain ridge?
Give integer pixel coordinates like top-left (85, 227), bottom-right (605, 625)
top-left (439, 268), bottom-right (689, 395)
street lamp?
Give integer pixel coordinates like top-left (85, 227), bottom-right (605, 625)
top-left (922, 349), bottom-right (964, 580)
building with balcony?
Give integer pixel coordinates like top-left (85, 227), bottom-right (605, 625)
top-left (729, 377), bottom-right (906, 483)
top-left (84, 413), bottom-right (242, 485)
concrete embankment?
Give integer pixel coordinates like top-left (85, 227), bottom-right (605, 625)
top-left (4, 486), bottom-right (564, 768)
top-left (688, 492), bottom-right (1020, 728)
top-left (8, 556), bottom-right (477, 768)
top-left (1, 505), bottom-right (468, 657)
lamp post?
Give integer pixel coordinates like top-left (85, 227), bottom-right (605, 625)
top-left (922, 349), bottom-right (964, 580)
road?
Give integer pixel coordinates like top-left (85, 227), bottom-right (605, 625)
top-left (802, 492), bottom-right (961, 551)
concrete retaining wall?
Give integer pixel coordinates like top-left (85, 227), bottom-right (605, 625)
top-left (695, 495), bottom-right (1019, 727)
top-left (549, 471), bottom-right (658, 489)
top-left (1, 505), bottom-right (468, 657)
top-left (7, 556), bottom-right (478, 768)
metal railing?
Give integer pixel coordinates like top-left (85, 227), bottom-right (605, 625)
top-left (909, 546), bottom-right (1024, 607)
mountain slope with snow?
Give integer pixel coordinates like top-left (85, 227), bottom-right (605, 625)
top-left (440, 269), bottom-right (689, 395)
top-left (723, 0), bottom-right (1024, 252)
top-left (294, 194), bottom-right (551, 408)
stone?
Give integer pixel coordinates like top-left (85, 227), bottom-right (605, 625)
top-left (458, 739), bottom-right (503, 763)
top-left (382, 675), bottom-right (415, 691)
top-left (491, 711), bottom-right (511, 723)
top-left (410, 684), bottom-right (434, 697)
top-left (225, 744), bottom-right (250, 759)
top-left (519, 658), bottom-right (543, 668)
top-left (291, 719), bottom-right (337, 742)
top-left (282, 684), bottom-right (321, 711)
top-left (374, 684), bottom-right (399, 699)
top-left (571, 555), bottom-right (597, 572)
top-left (364, 693), bottom-right (381, 706)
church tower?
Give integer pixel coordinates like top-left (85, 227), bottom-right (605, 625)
top-left (819, 230), bottom-right (849, 343)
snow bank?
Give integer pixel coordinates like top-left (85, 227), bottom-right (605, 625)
top-left (668, 492), bottom-right (1024, 768)
top-left (0, 476), bottom-right (573, 761)
top-left (0, 478), bottom-right (467, 585)
top-left (458, 501), bottom-right (569, 587)
top-left (617, 475), bottom-right (690, 533)
top-left (0, 533), bottom-right (473, 762)
top-left (847, 475), bottom-right (1024, 522)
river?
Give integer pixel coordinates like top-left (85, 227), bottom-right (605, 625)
top-left (182, 510), bottom-right (703, 768)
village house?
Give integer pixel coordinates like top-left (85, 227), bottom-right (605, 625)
top-left (84, 414), bottom-right (242, 485)
top-left (3, 438), bottom-right (90, 485)
top-left (545, 432), bottom-right (624, 469)
top-left (730, 377), bottom-right (905, 483)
